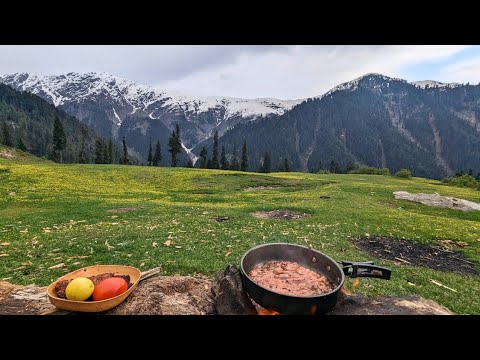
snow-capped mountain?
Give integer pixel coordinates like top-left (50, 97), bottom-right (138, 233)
top-left (412, 80), bottom-right (461, 89)
top-left (205, 72), bottom-right (480, 178)
top-left (322, 73), bottom-right (408, 97)
top-left (320, 74), bottom-right (461, 95)
top-left (0, 72), bottom-right (302, 150)
top-left (2, 71), bottom-right (477, 176)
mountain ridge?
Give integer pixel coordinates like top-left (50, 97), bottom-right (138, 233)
top-left (0, 71), bottom-right (304, 121)
top-left (2, 71), bottom-right (479, 178)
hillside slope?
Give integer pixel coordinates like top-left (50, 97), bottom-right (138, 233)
top-left (1, 156), bottom-right (479, 313)
top-left (0, 83), bottom-right (122, 163)
top-left (203, 74), bottom-right (480, 178)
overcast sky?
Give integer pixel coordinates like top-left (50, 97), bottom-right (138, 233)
top-left (1, 45), bottom-right (479, 99)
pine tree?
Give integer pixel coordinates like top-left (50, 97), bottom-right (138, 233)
top-left (261, 151), bottom-right (272, 173)
top-left (346, 160), bottom-right (355, 173)
top-left (212, 131), bottom-right (219, 169)
top-left (168, 130), bottom-right (176, 166)
top-left (329, 160), bottom-right (336, 173)
top-left (52, 116), bottom-right (67, 163)
top-left (199, 147), bottom-right (208, 168)
top-left (186, 159), bottom-right (194, 168)
top-left (468, 169), bottom-right (473, 176)
top-left (102, 138), bottom-right (108, 164)
top-left (153, 140), bottom-right (162, 166)
top-left (107, 139), bottom-right (113, 164)
top-left (168, 124), bottom-right (182, 167)
top-left (95, 138), bottom-right (104, 164)
top-left (121, 136), bottom-right (129, 165)
top-left (241, 140), bottom-right (248, 171)
top-left (220, 145), bottom-right (229, 170)
top-left (78, 143), bottom-right (86, 164)
top-left (284, 158), bottom-right (291, 172)
top-left (329, 160), bottom-right (341, 174)
top-left (1, 122), bottom-right (13, 147)
top-left (335, 162), bottom-right (342, 174)
top-left (231, 142), bottom-right (239, 171)
top-left (17, 137), bottom-right (27, 151)
top-left (206, 158), bottom-right (213, 169)
top-left (147, 137), bottom-right (153, 166)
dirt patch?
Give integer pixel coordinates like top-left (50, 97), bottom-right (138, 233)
top-left (107, 207), bottom-right (138, 213)
top-left (393, 191), bottom-right (480, 211)
top-left (251, 210), bottom-right (310, 220)
top-left (379, 201), bottom-right (395, 207)
top-left (354, 236), bottom-right (478, 275)
top-left (0, 150), bottom-right (21, 160)
top-left (244, 186), bottom-right (282, 191)
top-left (214, 216), bottom-right (230, 222)
top-left (192, 190), bottom-right (215, 194)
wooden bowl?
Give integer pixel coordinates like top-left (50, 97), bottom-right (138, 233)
top-left (47, 265), bottom-right (141, 312)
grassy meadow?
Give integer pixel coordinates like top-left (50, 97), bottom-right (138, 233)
top-left (1, 147), bottom-right (479, 314)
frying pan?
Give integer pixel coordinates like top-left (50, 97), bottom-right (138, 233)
top-left (240, 243), bottom-right (391, 315)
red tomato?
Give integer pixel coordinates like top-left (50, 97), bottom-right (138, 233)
top-left (92, 277), bottom-right (128, 301)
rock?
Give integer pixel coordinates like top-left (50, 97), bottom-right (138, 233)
top-left (393, 191), bottom-right (480, 211)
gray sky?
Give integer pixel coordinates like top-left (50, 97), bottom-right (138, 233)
top-left (0, 45), bottom-right (478, 99)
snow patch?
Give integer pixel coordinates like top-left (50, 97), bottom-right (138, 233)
top-left (412, 80), bottom-right (461, 89)
top-left (181, 142), bottom-right (199, 165)
top-left (1, 71), bottom-right (303, 120)
top-left (112, 107), bottom-right (121, 125)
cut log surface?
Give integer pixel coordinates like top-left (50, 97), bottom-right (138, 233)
top-left (108, 275), bottom-right (214, 315)
top-left (329, 292), bottom-right (453, 315)
top-left (0, 266), bottom-right (454, 315)
top-left (211, 264), bottom-right (257, 315)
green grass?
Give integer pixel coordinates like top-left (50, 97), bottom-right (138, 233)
top-left (1, 150), bottom-right (480, 314)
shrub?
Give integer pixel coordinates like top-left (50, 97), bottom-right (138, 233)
top-left (442, 175), bottom-right (479, 189)
top-left (349, 166), bottom-right (391, 175)
top-left (378, 167), bottom-right (391, 176)
top-left (395, 169), bottom-right (412, 178)
top-left (317, 169), bottom-right (330, 174)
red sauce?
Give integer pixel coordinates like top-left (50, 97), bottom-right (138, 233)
top-left (248, 260), bottom-right (335, 296)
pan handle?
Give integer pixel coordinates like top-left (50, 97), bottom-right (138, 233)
top-left (340, 261), bottom-right (391, 280)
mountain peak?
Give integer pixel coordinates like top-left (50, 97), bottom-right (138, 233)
top-left (321, 72), bottom-right (406, 98)
top-left (359, 72), bottom-right (393, 79)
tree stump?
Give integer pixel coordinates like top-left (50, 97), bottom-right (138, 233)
top-left (0, 266), bottom-right (454, 315)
